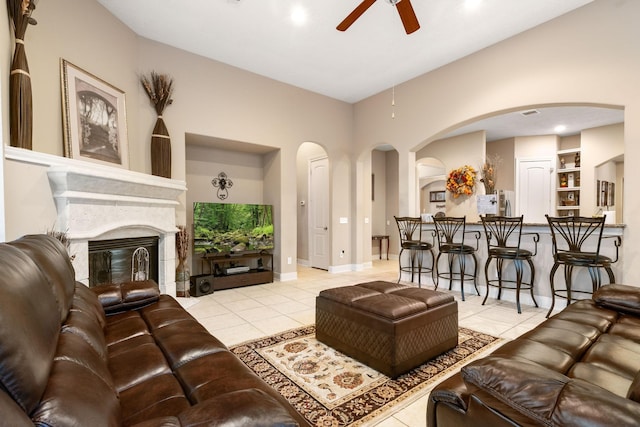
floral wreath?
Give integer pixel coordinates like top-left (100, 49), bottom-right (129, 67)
top-left (446, 165), bottom-right (477, 198)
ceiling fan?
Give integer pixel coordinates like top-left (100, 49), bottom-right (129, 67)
top-left (337, 0), bottom-right (420, 35)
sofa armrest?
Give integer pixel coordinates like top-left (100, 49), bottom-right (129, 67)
top-left (593, 284), bottom-right (640, 316)
top-left (128, 389), bottom-right (301, 427)
top-left (462, 356), bottom-right (640, 427)
top-left (92, 280), bottom-right (160, 315)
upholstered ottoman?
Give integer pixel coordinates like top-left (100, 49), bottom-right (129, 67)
top-left (316, 281), bottom-right (458, 378)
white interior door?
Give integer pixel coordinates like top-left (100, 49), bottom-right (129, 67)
top-left (309, 157), bottom-right (330, 270)
top-left (515, 158), bottom-right (553, 223)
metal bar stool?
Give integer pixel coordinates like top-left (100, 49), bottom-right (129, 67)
top-left (433, 216), bottom-right (481, 301)
top-left (545, 214), bottom-right (621, 318)
top-left (480, 215), bottom-right (539, 313)
top-left (394, 216), bottom-right (435, 287)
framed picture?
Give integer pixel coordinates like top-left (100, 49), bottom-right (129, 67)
top-left (430, 191), bottom-right (446, 202)
top-left (61, 59), bottom-right (129, 168)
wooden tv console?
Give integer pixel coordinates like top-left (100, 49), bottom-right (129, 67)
top-left (200, 251), bottom-right (273, 291)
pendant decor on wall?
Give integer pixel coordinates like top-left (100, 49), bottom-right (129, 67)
top-left (7, 0), bottom-right (38, 150)
top-left (211, 172), bottom-right (233, 200)
top-left (141, 72), bottom-right (174, 178)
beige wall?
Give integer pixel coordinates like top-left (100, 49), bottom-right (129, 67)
top-left (487, 138), bottom-right (515, 191)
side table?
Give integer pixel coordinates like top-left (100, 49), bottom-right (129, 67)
top-left (372, 235), bottom-right (389, 260)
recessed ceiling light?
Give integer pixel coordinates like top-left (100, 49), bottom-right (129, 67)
top-left (291, 6), bottom-right (308, 26)
top-left (554, 125), bottom-right (567, 133)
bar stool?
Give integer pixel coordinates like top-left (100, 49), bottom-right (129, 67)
top-left (545, 214), bottom-right (621, 318)
top-left (433, 216), bottom-right (481, 301)
top-left (394, 216), bottom-right (435, 287)
top-left (480, 215), bottom-right (539, 313)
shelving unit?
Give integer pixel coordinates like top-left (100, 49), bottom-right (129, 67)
top-left (201, 251), bottom-right (273, 292)
top-left (556, 148), bottom-right (581, 216)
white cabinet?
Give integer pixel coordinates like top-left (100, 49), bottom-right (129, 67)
top-left (556, 148), bottom-right (581, 216)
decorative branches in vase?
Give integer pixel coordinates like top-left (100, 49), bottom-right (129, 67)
top-left (141, 72), bottom-right (174, 178)
top-left (480, 155), bottom-right (501, 195)
top-left (7, 0), bottom-right (39, 150)
top-left (175, 225), bottom-right (190, 297)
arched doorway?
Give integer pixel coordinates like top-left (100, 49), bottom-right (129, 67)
top-left (370, 144), bottom-right (398, 259)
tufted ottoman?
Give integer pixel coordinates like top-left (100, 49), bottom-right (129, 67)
top-left (316, 281), bottom-right (458, 378)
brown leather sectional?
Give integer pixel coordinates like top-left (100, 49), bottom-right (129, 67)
top-left (428, 284), bottom-right (640, 426)
top-left (0, 235), bottom-right (308, 426)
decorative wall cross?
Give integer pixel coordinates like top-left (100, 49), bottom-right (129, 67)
top-left (211, 172), bottom-right (233, 200)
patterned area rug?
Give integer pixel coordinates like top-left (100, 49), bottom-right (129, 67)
top-left (230, 325), bottom-right (502, 426)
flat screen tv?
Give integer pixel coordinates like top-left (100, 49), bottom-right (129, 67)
top-left (193, 202), bottom-right (274, 255)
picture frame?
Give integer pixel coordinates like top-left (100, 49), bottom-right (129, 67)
top-left (61, 59), bottom-right (129, 168)
top-left (430, 191), bottom-right (446, 202)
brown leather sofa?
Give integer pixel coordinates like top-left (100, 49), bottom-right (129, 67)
top-left (428, 284), bottom-right (640, 426)
top-left (0, 235), bottom-right (308, 426)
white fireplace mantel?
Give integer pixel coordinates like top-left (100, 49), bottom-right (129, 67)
top-left (6, 147), bottom-right (187, 295)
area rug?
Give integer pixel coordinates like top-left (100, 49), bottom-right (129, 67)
top-left (230, 325), bottom-right (502, 426)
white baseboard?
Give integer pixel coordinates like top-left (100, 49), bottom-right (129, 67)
top-left (276, 271), bottom-right (298, 282)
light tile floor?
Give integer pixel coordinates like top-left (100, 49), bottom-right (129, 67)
top-left (185, 259), bottom-right (549, 427)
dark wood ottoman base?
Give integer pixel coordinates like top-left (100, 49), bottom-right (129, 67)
top-left (316, 281), bottom-right (458, 378)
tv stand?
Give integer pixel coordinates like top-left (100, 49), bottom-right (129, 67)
top-left (201, 251), bottom-right (273, 292)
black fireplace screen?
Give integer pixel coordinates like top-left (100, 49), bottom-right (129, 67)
top-left (88, 237), bottom-right (159, 287)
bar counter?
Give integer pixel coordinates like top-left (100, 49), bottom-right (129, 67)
top-left (417, 221), bottom-right (624, 314)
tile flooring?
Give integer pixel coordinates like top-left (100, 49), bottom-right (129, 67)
top-left (185, 259), bottom-right (549, 427)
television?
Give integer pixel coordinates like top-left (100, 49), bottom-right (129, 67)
top-left (193, 202), bottom-right (274, 255)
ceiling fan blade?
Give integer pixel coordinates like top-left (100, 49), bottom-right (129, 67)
top-left (396, 0), bottom-right (420, 34)
top-left (337, 0), bottom-right (377, 31)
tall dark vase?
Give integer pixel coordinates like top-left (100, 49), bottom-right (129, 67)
top-left (9, 41), bottom-right (32, 150)
top-left (150, 116), bottom-right (171, 178)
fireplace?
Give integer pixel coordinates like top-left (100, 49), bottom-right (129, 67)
top-left (88, 237), bottom-right (159, 287)
top-left (47, 163), bottom-right (186, 296)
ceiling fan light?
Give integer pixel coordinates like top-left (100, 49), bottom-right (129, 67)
top-left (386, 0), bottom-right (402, 5)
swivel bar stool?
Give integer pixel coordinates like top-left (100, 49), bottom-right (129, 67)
top-left (545, 214), bottom-right (621, 317)
top-left (480, 215), bottom-right (539, 313)
top-left (433, 216), bottom-right (481, 301)
top-left (394, 216), bottom-right (435, 287)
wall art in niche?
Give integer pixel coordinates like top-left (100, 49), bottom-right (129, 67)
top-left (61, 59), bottom-right (129, 168)
top-left (430, 191), bottom-right (446, 202)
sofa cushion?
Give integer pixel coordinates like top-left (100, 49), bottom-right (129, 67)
top-left (31, 358), bottom-right (121, 427)
top-left (0, 244), bottom-right (60, 414)
top-left (9, 235), bottom-right (76, 324)
top-left (118, 373), bottom-right (190, 426)
top-left (177, 388), bottom-right (299, 427)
